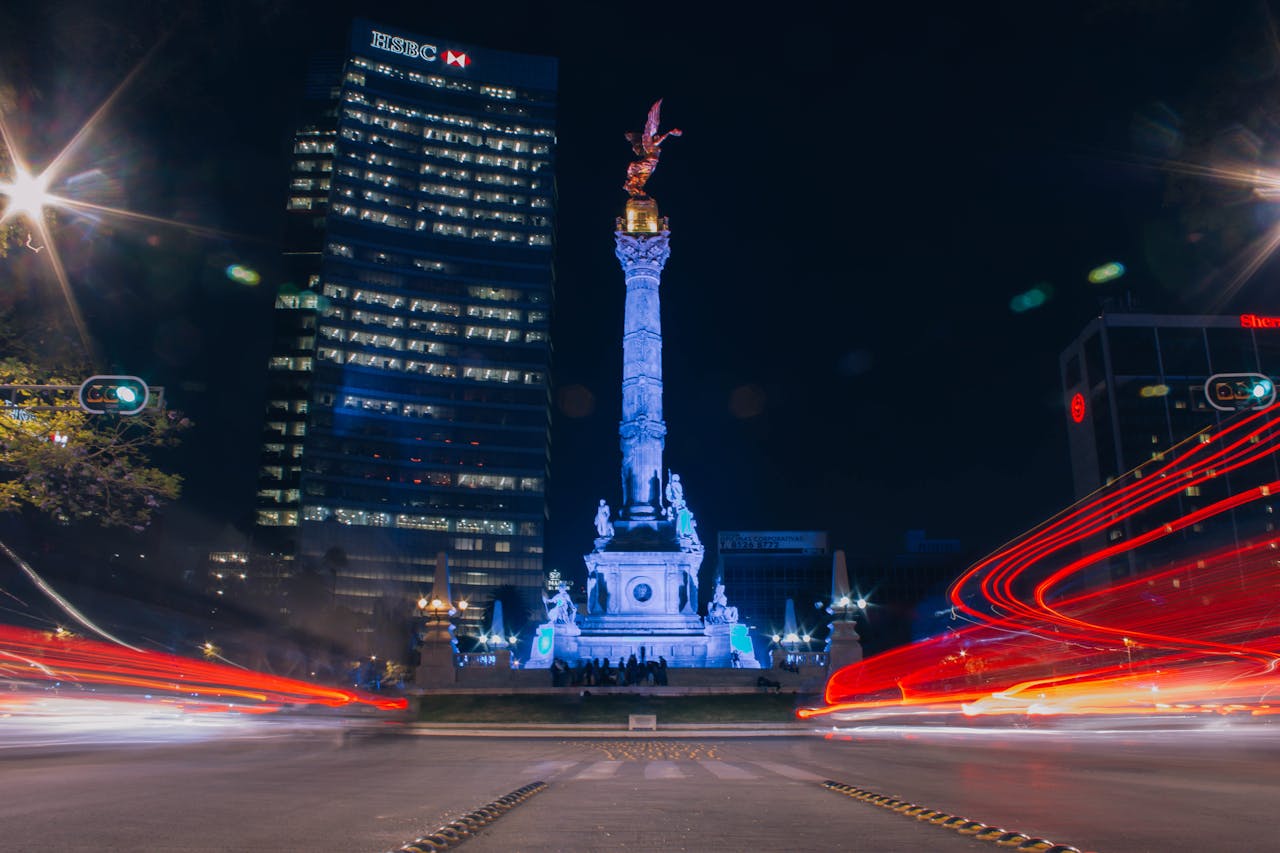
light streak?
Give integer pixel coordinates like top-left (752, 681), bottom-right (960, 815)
top-left (0, 624), bottom-right (406, 714)
top-left (0, 538), bottom-right (140, 651)
top-left (804, 405), bottom-right (1280, 722)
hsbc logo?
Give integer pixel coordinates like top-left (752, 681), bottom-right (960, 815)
top-left (369, 30), bottom-right (472, 69)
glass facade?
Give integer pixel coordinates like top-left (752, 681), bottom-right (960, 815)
top-left (1060, 313), bottom-right (1280, 582)
top-left (255, 20), bottom-right (557, 633)
top-left (714, 532), bottom-right (830, 654)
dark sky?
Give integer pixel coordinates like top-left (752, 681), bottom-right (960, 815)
top-left (4, 1), bottom-right (1280, 578)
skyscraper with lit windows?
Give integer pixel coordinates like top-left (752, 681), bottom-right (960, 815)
top-left (254, 19), bottom-right (557, 632)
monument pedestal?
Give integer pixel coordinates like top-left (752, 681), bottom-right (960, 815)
top-left (576, 521), bottom-right (712, 666)
top-left (826, 620), bottom-right (864, 672)
top-left (416, 626), bottom-right (457, 688)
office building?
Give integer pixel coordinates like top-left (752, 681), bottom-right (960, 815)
top-left (255, 19), bottom-right (557, 634)
top-left (714, 531), bottom-right (830, 644)
top-left (1060, 312), bottom-right (1280, 580)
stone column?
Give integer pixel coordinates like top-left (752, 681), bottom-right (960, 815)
top-left (614, 230), bottom-right (670, 519)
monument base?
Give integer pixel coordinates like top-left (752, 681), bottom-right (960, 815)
top-left (416, 633), bottom-right (458, 687)
top-left (576, 542), bottom-right (712, 666)
top-left (826, 620), bottom-right (864, 672)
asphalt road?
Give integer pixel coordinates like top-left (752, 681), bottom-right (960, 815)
top-left (2, 718), bottom-right (1277, 852)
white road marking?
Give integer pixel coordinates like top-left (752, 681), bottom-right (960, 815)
top-left (697, 760), bottom-right (758, 780)
top-left (751, 761), bottom-right (824, 782)
top-left (523, 760), bottom-right (578, 777)
top-left (644, 760), bottom-right (686, 780)
top-left (574, 761), bottom-right (623, 779)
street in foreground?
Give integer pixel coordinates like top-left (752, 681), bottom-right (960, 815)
top-left (3, 715), bottom-right (1278, 852)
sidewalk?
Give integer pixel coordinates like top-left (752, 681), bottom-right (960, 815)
top-left (402, 721), bottom-right (825, 738)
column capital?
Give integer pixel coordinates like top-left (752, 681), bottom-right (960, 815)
top-left (614, 231), bottom-right (671, 272)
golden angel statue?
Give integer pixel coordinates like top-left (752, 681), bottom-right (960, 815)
top-left (624, 99), bottom-right (682, 198)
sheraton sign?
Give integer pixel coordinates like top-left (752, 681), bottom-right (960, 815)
top-left (1240, 314), bottom-right (1280, 329)
top-left (369, 30), bottom-right (471, 67)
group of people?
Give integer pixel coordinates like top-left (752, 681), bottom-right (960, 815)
top-left (549, 653), bottom-right (670, 687)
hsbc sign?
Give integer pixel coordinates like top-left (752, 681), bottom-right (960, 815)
top-left (369, 30), bottom-right (471, 68)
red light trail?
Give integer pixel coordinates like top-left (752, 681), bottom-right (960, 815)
top-left (0, 624), bottom-right (406, 713)
top-left (804, 406), bottom-right (1280, 720)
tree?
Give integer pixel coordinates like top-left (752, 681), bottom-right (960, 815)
top-left (0, 352), bottom-right (189, 530)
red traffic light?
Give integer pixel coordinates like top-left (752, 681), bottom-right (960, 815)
top-left (78, 375), bottom-right (150, 415)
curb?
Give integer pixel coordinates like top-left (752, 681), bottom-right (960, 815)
top-left (821, 780), bottom-right (1095, 853)
top-left (389, 781), bottom-right (548, 851)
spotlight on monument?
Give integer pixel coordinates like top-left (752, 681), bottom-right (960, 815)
top-left (856, 597), bottom-right (868, 610)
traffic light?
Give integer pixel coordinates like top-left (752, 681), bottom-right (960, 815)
top-left (1205, 373), bottom-right (1276, 412)
top-left (77, 375), bottom-right (150, 416)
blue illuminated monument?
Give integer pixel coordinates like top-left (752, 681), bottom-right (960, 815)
top-left (540, 101), bottom-right (757, 668)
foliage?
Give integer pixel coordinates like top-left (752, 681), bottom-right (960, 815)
top-left (0, 354), bottom-right (189, 529)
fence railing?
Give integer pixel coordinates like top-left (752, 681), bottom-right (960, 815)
top-left (781, 651), bottom-right (829, 669)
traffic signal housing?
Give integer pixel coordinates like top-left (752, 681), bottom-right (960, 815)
top-left (1205, 373), bottom-right (1276, 412)
top-left (78, 375), bottom-right (150, 416)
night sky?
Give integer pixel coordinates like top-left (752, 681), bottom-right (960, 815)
top-left (4, 1), bottom-right (1280, 581)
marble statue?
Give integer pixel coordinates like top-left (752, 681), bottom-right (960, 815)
top-left (543, 583), bottom-right (578, 625)
top-left (595, 499), bottom-right (613, 538)
top-left (707, 581), bottom-right (739, 625)
top-left (665, 471), bottom-right (685, 516)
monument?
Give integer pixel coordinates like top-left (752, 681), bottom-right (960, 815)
top-left (535, 101), bottom-right (756, 668)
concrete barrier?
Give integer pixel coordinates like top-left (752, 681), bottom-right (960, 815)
top-left (628, 714), bottom-right (657, 731)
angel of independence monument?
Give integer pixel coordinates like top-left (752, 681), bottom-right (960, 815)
top-left (528, 101), bottom-right (757, 669)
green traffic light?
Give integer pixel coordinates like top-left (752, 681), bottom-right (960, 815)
top-left (115, 386), bottom-right (138, 404)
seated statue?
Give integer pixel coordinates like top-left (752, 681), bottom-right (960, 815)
top-left (707, 581), bottom-right (738, 624)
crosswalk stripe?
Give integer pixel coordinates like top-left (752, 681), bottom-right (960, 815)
top-left (751, 761), bottom-right (824, 782)
top-left (696, 760), bottom-right (758, 780)
top-left (643, 760), bottom-right (686, 780)
top-left (524, 760), bottom-right (578, 777)
top-left (575, 761), bottom-right (622, 780)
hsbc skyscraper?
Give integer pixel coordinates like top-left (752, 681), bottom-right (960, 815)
top-left (255, 19), bottom-right (558, 635)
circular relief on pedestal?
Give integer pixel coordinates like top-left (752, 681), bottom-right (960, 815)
top-left (632, 582), bottom-right (653, 603)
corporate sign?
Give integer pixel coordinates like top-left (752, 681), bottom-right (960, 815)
top-left (718, 531), bottom-right (828, 554)
top-left (368, 29), bottom-right (471, 67)
top-left (1241, 314), bottom-right (1280, 329)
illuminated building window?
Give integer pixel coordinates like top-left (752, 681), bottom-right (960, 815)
top-left (409, 297), bottom-right (460, 315)
top-left (268, 356), bottom-right (313, 371)
top-left (468, 305), bottom-right (522, 322)
top-left (408, 318), bottom-right (458, 335)
top-left (466, 325), bottom-right (521, 343)
top-left (468, 286), bottom-right (522, 302)
top-left (495, 541), bottom-right (511, 553)
top-left (406, 339), bottom-right (455, 356)
top-left (1185, 485), bottom-right (1201, 497)
top-left (525, 330), bottom-right (545, 343)
top-left (457, 473), bottom-right (517, 491)
top-left (288, 196), bottom-right (315, 210)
